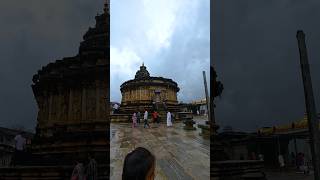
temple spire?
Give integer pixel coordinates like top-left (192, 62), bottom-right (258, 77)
top-left (104, 0), bottom-right (110, 14)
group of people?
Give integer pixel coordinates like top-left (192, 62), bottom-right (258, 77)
top-left (131, 110), bottom-right (150, 128)
top-left (277, 152), bottom-right (310, 174)
top-left (71, 153), bottom-right (98, 180)
top-left (131, 110), bottom-right (173, 128)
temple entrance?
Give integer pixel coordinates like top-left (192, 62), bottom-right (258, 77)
top-left (154, 89), bottom-right (161, 103)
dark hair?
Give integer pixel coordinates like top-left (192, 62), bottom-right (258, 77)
top-left (122, 147), bottom-right (155, 180)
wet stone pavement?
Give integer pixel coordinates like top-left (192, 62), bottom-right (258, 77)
top-left (110, 116), bottom-right (210, 180)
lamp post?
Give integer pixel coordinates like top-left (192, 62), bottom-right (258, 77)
top-left (296, 30), bottom-right (320, 179)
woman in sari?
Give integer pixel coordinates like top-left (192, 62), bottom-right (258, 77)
top-left (132, 112), bottom-right (137, 128)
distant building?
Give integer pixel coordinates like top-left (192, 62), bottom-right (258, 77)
top-left (191, 98), bottom-right (208, 115)
top-left (0, 127), bottom-right (33, 167)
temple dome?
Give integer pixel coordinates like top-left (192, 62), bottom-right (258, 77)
top-left (120, 64), bottom-right (180, 113)
top-left (134, 63), bottom-right (150, 79)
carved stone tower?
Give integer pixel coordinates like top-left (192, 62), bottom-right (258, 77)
top-left (31, 1), bottom-right (109, 166)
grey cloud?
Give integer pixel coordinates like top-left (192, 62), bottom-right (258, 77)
top-left (214, 0), bottom-right (320, 131)
top-left (0, 0), bottom-right (104, 131)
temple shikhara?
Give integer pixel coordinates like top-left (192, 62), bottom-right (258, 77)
top-left (31, 1), bottom-right (109, 162)
top-left (0, 1), bottom-right (109, 179)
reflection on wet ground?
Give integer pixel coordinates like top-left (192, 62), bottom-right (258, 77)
top-left (110, 116), bottom-right (210, 180)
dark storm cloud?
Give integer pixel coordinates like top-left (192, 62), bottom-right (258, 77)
top-left (213, 0), bottom-right (320, 131)
top-left (0, 0), bottom-right (104, 131)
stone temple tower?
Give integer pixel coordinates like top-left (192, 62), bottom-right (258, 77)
top-left (31, 1), bottom-right (109, 167)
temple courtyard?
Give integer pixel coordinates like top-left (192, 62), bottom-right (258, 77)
top-left (110, 116), bottom-right (210, 180)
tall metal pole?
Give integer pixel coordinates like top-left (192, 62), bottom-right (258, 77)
top-left (203, 71), bottom-right (211, 123)
top-left (296, 30), bottom-right (320, 179)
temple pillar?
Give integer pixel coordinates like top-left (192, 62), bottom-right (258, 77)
top-left (61, 88), bottom-right (68, 122)
top-left (68, 88), bottom-right (73, 122)
top-left (36, 95), bottom-right (44, 126)
top-left (57, 86), bottom-right (63, 122)
top-left (86, 82), bottom-right (96, 120)
top-left (96, 80), bottom-right (101, 120)
top-left (73, 89), bottom-right (82, 122)
top-left (52, 93), bottom-right (58, 123)
top-left (99, 80), bottom-right (108, 120)
top-left (48, 91), bottom-right (53, 125)
top-left (41, 91), bottom-right (47, 127)
top-left (81, 85), bottom-right (87, 121)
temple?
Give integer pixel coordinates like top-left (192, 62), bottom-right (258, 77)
top-left (31, 1), bottom-right (109, 164)
top-left (119, 63), bottom-right (180, 114)
top-left (0, 1), bottom-right (109, 179)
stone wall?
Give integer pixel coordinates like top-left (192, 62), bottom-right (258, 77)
top-left (121, 86), bottom-right (178, 105)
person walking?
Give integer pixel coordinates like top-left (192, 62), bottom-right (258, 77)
top-left (144, 110), bottom-right (150, 128)
top-left (152, 111), bottom-right (159, 124)
top-left (12, 133), bottom-right (26, 166)
top-left (132, 112), bottom-right (137, 128)
top-left (137, 111), bottom-right (141, 124)
top-left (155, 111), bottom-right (160, 124)
top-left (71, 160), bottom-right (86, 180)
top-left (278, 154), bottom-right (285, 172)
top-left (166, 111), bottom-right (172, 127)
top-left (152, 111), bottom-right (156, 123)
top-left (85, 153), bottom-right (98, 180)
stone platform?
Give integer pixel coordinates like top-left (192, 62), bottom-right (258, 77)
top-left (0, 165), bottom-right (108, 180)
top-left (110, 117), bottom-right (209, 180)
top-left (265, 169), bottom-right (314, 180)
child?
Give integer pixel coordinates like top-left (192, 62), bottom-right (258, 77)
top-left (122, 147), bottom-right (155, 180)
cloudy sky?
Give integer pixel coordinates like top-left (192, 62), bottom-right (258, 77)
top-left (0, 0), bottom-right (209, 131)
top-left (110, 0), bottom-right (210, 103)
top-left (5, 0), bottom-right (318, 133)
top-left (0, 0), bottom-right (104, 131)
top-left (213, 0), bottom-right (320, 131)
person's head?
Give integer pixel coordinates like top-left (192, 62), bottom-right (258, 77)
top-left (122, 147), bottom-right (155, 180)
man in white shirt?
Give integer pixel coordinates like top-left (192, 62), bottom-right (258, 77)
top-left (13, 133), bottom-right (26, 166)
top-left (14, 134), bottom-right (26, 151)
top-left (143, 110), bottom-right (149, 128)
top-left (113, 103), bottom-right (119, 114)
